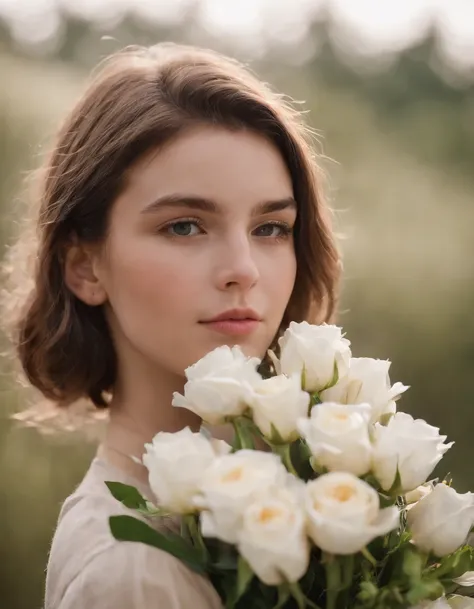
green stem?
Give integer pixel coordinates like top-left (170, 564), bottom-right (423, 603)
top-left (341, 554), bottom-right (355, 589)
top-left (232, 419), bottom-right (243, 450)
top-left (361, 547), bottom-right (377, 567)
top-left (273, 585), bottom-right (290, 609)
top-left (287, 582), bottom-right (322, 609)
top-left (232, 418), bottom-right (254, 450)
top-left (180, 517), bottom-right (188, 540)
top-left (275, 443), bottom-right (298, 477)
top-left (324, 553), bottom-right (340, 609)
top-left (307, 392), bottom-right (321, 415)
top-left (184, 514), bottom-right (208, 560)
top-left (338, 554), bottom-right (355, 609)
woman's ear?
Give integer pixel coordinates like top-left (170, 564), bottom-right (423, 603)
top-left (64, 239), bottom-right (107, 306)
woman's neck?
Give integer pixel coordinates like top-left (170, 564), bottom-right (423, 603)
top-left (100, 361), bottom-right (200, 487)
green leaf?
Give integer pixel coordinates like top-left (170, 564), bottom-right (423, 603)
top-left (109, 515), bottom-right (206, 573)
top-left (208, 540), bottom-right (238, 572)
top-left (385, 529), bottom-right (411, 559)
top-left (212, 555), bottom-right (238, 572)
top-left (215, 573), bottom-right (238, 608)
top-left (433, 545), bottom-right (474, 580)
top-left (392, 586), bottom-right (405, 605)
top-left (236, 556), bottom-right (254, 600)
top-left (269, 423), bottom-right (285, 446)
top-left (290, 440), bottom-right (314, 482)
top-left (223, 556), bottom-right (254, 609)
top-left (301, 366), bottom-right (307, 391)
top-left (361, 474), bottom-right (381, 491)
top-left (105, 481), bottom-right (148, 510)
top-left (330, 360), bottom-right (339, 388)
top-left (288, 581), bottom-right (321, 609)
top-left (406, 580), bottom-right (444, 606)
top-left (357, 581), bottom-right (378, 604)
top-left (295, 439), bottom-right (313, 463)
top-left (387, 468), bottom-right (403, 497)
top-left (402, 547), bottom-right (425, 583)
top-left (272, 585), bottom-right (290, 609)
top-left (310, 457), bottom-right (328, 476)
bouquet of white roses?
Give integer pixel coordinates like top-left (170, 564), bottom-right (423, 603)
top-left (106, 322), bottom-right (474, 609)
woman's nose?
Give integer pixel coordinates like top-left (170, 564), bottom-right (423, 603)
top-left (214, 234), bottom-right (260, 292)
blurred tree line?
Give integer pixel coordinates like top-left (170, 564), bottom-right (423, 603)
top-left (0, 8), bottom-right (472, 609)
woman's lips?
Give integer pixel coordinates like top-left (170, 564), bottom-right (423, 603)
top-left (200, 319), bottom-right (260, 336)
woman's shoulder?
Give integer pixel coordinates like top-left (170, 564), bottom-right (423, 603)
top-left (45, 458), bottom-right (222, 609)
top-left (50, 456), bottom-right (173, 537)
top-left (46, 456), bottom-right (175, 578)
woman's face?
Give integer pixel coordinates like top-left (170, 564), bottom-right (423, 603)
top-left (95, 125), bottom-right (297, 377)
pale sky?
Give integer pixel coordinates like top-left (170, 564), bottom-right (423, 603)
top-left (0, 0), bottom-right (473, 71)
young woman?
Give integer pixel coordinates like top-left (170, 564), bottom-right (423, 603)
top-left (7, 43), bottom-right (340, 608)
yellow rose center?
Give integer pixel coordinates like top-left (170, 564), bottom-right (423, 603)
top-left (257, 507), bottom-right (284, 523)
top-left (222, 467), bottom-right (243, 483)
top-left (330, 484), bottom-right (355, 502)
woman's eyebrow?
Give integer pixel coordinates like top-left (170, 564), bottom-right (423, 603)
top-left (140, 195), bottom-right (217, 215)
top-left (140, 194), bottom-right (297, 215)
top-left (256, 197), bottom-right (297, 215)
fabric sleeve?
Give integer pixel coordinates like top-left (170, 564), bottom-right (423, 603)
top-left (57, 541), bottom-right (222, 609)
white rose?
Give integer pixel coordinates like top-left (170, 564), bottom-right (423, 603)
top-left (453, 572), bottom-right (474, 587)
top-left (297, 402), bottom-right (372, 476)
top-left (246, 374), bottom-right (310, 443)
top-left (321, 357), bottom-right (409, 423)
top-left (172, 346), bottom-right (262, 425)
top-left (414, 594), bottom-right (474, 609)
top-left (414, 598), bottom-right (474, 609)
top-left (412, 599), bottom-right (451, 609)
top-left (197, 450), bottom-right (288, 544)
top-left (142, 427), bottom-right (228, 513)
top-left (407, 483), bottom-right (474, 556)
top-left (372, 412), bottom-right (453, 493)
top-left (304, 472), bottom-right (399, 554)
top-left (448, 597), bottom-right (474, 609)
top-left (405, 483), bottom-right (434, 505)
top-left (237, 486), bottom-right (310, 585)
top-left (209, 436), bottom-right (234, 456)
top-left (275, 322), bottom-right (351, 393)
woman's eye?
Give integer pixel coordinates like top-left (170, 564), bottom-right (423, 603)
top-left (253, 223), bottom-right (291, 238)
top-left (165, 221), bottom-right (202, 237)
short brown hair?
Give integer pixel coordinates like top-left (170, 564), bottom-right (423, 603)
top-left (4, 42), bottom-right (341, 410)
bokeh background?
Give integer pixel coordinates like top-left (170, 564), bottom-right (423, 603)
top-left (0, 1), bottom-right (473, 607)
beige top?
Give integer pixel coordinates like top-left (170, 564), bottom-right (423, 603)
top-left (45, 457), bottom-right (223, 609)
